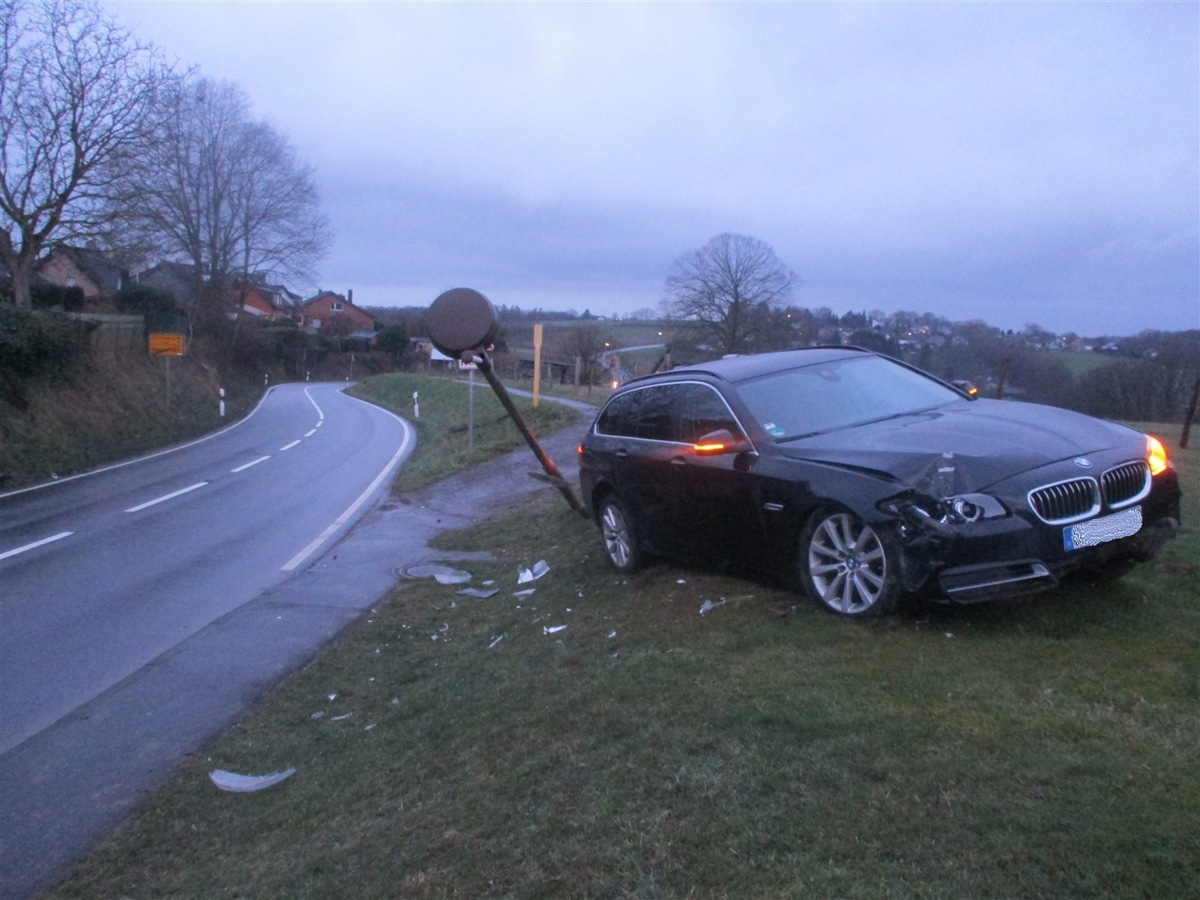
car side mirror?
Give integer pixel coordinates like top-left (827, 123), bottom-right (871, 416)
top-left (693, 429), bottom-right (748, 455)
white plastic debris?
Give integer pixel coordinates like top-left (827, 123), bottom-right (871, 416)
top-left (607, 630), bottom-right (618, 639)
top-left (434, 570), bottom-right (472, 585)
top-left (543, 624), bottom-right (567, 635)
top-left (514, 588), bottom-right (536, 598)
top-left (331, 713), bottom-right (354, 722)
top-left (310, 711), bottom-right (325, 720)
top-left (699, 598), bottom-right (728, 615)
top-left (518, 560), bottom-right (551, 583)
top-left (458, 587), bottom-right (499, 599)
top-left (488, 634), bottom-right (506, 649)
top-left (209, 767), bottom-right (296, 793)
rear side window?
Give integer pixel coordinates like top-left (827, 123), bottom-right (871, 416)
top-left (595, 385), bottom-right (679, 441)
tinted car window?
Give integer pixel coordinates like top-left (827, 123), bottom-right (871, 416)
top-left (678, 383), bottom-right (744, 444)
top-left (596, 390), bottom-right (639, 437)
top-left (634, 385), bottom-right (675, 441)
top-left (596, 385), bottom-right (679, 441)
top-left (735, 355), bottom-right (961, 440)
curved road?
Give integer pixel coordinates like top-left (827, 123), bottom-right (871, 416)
top-left (0, 383), bottom-right (414, 897)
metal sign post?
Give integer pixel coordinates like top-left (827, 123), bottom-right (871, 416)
top-left (427, 288), bottom-right (587, 518)
top-left (148, 332), bottom-right (186, 414)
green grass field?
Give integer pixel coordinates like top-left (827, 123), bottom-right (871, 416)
top-left (47, 427), bottom-right (1198, 899)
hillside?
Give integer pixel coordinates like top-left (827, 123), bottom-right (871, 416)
top-left (0, 325), bottom-right (263, 493)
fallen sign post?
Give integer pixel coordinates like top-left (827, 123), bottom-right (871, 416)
top-left (427, 287), bottom-right (588, 518)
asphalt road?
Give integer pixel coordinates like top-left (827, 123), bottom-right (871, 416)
top-left (0, 382), bottom-right (415, 898)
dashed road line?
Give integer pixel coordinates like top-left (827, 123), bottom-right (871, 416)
top-left (0, 531), bottom-right (74, 562)
top-left (125, 482), bottom-right (208, 513)
top-left (231, 456), bottom-right (271, 473)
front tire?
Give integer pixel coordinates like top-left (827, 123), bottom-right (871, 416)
top-left (598, 496), bottom-right (642, 574)
top-left (799, 509), bottom-right (899, 617)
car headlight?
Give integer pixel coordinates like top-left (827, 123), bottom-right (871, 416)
top-left (1146, 435), bottom-right (1170, 477)
top-left (881, 491), bottom-right (1007, 526)
top-left (945, 493), bottom-right (1007, 522)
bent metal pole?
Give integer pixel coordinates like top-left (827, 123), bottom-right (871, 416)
top-left (468, 348), bottom-right (588, 518)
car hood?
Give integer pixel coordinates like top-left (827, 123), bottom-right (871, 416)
top-left (776, 399), bottom-right (1142, 493)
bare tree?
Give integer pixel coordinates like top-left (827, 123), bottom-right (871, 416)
top-left (0, 0), bottom-right (169, 308)
top-left (661, 233), bottom-right (799, 355)
top-left (124, 76), bottom-right (330, 336)
top-left (560, 323), bottom-right (608, 392)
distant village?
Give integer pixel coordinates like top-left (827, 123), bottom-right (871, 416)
top-left (7, 243), bottom-right (1189, 367)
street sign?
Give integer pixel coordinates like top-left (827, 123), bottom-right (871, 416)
top-left (149, 332), bottom-right (186, 356)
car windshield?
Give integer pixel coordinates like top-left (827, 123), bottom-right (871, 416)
top-left (734, 355), bottom-right (964, 441)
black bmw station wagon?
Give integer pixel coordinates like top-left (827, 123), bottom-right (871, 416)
top-left (577, 348), bottom-right (1181, 617)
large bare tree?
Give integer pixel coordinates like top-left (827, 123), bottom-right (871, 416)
top-left (661, 233), bottom-right (799, 355)
top-left (125, 76), bottom-right (331, 335)
top-left (0, 0), bottom-right (168, 308)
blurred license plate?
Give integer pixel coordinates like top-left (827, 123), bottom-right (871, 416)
top-left (1063, 506), bottom-right (1142, 551)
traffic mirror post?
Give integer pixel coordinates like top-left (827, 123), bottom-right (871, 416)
top-left (427, 287), bottom-right (588, 519)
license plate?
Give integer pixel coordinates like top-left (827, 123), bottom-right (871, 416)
top-left (1063, 506), bottom-right (1142, 551)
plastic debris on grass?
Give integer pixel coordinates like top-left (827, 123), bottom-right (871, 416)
top-left (434, 569), bottom-right (471, 585)
top-left (699, 598), bottom-right (728, 615)
top-left (209, 767), bottom-right (296, 793)
top-left (543, 624), bottom-right (567, 635)
top-left (518, 560), bottom-right (550, 583)
top-left (488, 634), bottom-right (506, 649)
top-left (458, 586), bottom-right (499, 598)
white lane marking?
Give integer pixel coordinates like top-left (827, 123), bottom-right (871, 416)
top-left (279, 440), bottom-right (301, 452)
top-left (231, 456), bottom-right (271, 473)
top-left (304, 386), bottom-right (326, 421)
top-left (125, 482), bottom-right (208, 513)
top-left (304, 429), bottom-right (317, 437)
top-left (0, 531), bottom-right (74, 562)
top-left (282, 407), bottom-right (415, 572)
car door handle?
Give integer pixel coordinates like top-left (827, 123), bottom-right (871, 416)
top-left (670, 457), bottom-right (687, 466)
top-left (614, 448), bottom-right (628, 459)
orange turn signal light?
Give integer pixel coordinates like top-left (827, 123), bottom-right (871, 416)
top-left (1146, 435), bottom-right (1169, 476)
top-left (693, 440), bottom-right (728, 455)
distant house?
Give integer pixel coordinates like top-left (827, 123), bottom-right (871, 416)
top-left (136, 262), bottom-right (200, 311)
top-left (299, 290), bottom-right (376, 334)
top-left (236, 276), bottom-right (301, 321)
top-left (36, 245), bottom-right (128, 304)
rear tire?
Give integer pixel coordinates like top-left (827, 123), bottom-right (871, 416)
top-left (598, 496), bottom-right (642, 574)
top-left (799, 509), bottom-right (899, 617)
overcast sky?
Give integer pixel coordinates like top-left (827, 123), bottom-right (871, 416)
top-left (105, 1), bottom-right (1198, 337)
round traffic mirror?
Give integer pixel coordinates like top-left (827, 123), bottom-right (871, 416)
top-left (427, 288), bottom-right (499, 358)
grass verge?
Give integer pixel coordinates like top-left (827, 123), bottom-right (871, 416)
top-left (0, 353), bottom-right (261, 492)
top-left (349, 371), bottom-right (579, 493)
top-left (45, 431), bottom-right (1198, 898)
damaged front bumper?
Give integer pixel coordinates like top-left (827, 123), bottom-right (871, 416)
top-left (880, 490), bottom-right (1181, 605)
